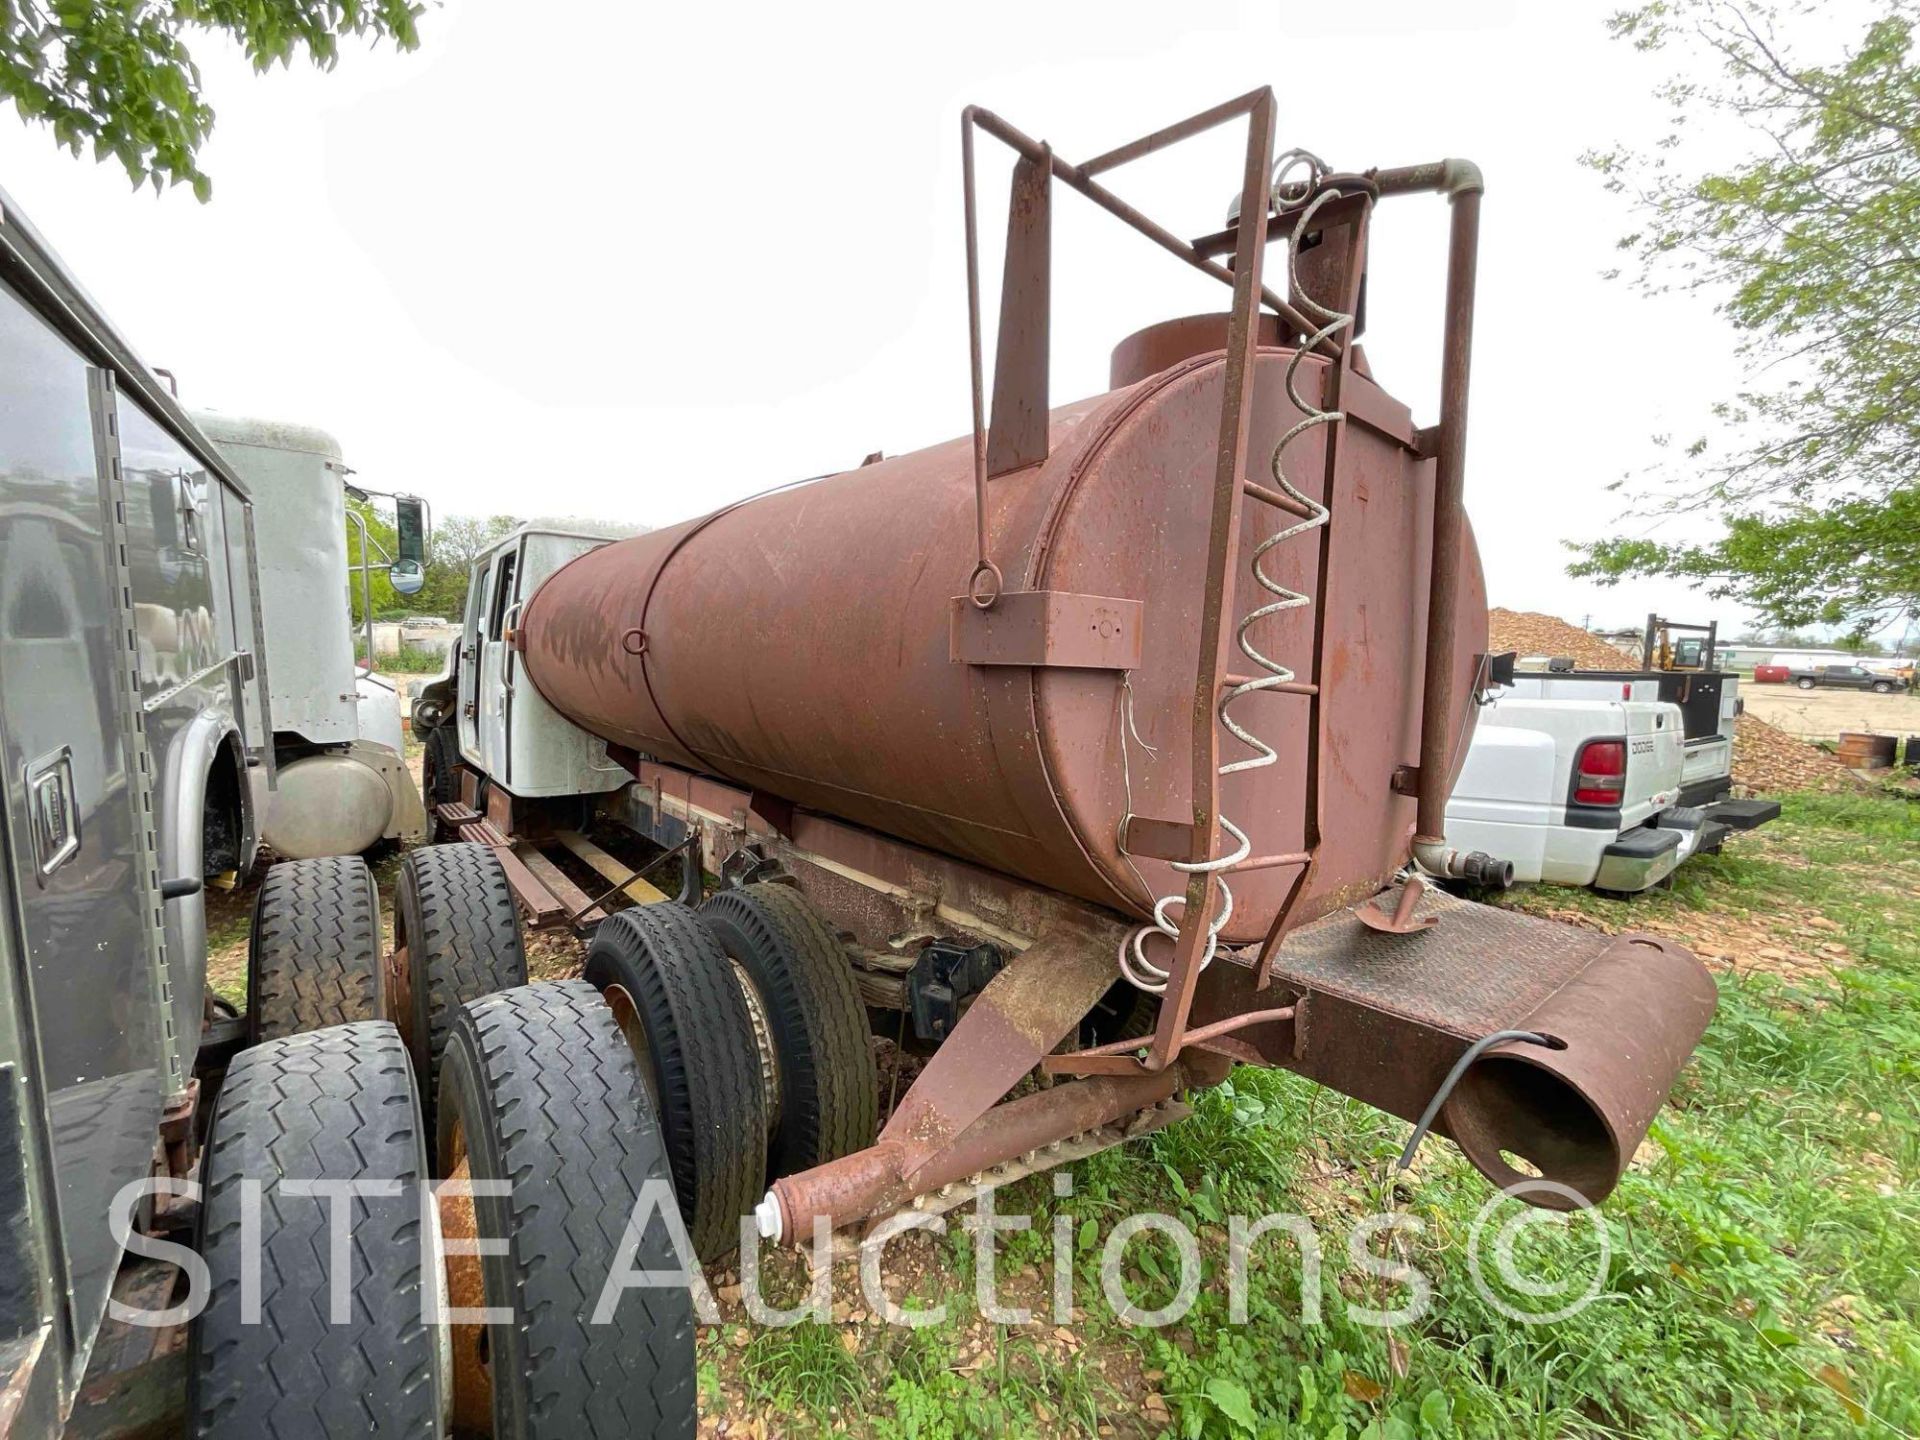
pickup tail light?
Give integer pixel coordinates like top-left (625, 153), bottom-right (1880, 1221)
top-left (1574, 739), bottom-right (1627, 806)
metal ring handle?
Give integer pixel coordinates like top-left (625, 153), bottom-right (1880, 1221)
top-left (967, 560), bottom-right (1003, 610)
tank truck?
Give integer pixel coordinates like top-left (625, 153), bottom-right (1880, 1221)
top-left (415, 90), bottom-right (1720, 1257)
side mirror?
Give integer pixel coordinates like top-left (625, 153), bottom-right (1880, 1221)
top-left (391, 495), bottom-right (430, 594)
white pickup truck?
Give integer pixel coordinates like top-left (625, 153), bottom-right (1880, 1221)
top-left (1442, 661), bottom-right (1779, 893)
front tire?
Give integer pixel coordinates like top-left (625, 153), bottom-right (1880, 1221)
top-left (1872, 680), bottom-right (1894, 694)
top-left (436, 982), bottom-right (696, 1439)
top-left (190, 1022), bottom-right (442, 1437)
top-left (421, 726), bottom-right (462, 842)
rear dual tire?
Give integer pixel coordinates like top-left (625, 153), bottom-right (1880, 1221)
top-left (437, 981), bottom-right (696, 1438)
top-left (583, 905), bottom-right (767, 1263)
top-left (193, 992), bottom-right (697, 1440)
top-left (698, 883), bottom-right (878, 1181)
top-left (577, 885), bottom-right (882, 1260)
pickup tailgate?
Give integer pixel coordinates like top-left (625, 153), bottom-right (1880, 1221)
top-left (1620, 704), bottom-right (1684, 823)
top-left (1680, 732), bottom-right (1733, 797)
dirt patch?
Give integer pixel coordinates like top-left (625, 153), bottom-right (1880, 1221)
top-left (524, 926), bottom-right (587, 982)
top-left (1743, 683), bottom-right (1920, 743)
top-left (1515, 895), bottom-right (1851, 985)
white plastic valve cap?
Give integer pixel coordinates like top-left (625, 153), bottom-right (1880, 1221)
top-left (754, 1193), bottom-right (784, 1243)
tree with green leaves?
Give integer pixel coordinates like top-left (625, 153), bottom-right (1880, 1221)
top-left (1570, 0), bottom-right (1920, 640)
top-left (345, 506), bottom-right (523, 624)
top-left (1574, 485), bottom-right (1920, 633)
top-left (0, 0), bottom-right (424, 201)
top-left (402, 512), bottom-right (523, 621)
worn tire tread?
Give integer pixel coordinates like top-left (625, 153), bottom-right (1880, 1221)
top-left (248, 856), bottom-right (382, 1042)
top-left (395, 842), bottom-right (527, 1135)
top-left (189, 1021), bottom-right (438, 1438)
top-left (438, 981), bottom-right (696, 1439)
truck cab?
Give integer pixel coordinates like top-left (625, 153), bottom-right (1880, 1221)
top-left (415, 527), bottom-right (635, 821)
top-left (191, 412), bottom-right (429, 858)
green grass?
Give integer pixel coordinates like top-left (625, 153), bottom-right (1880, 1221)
top-left (742, 790), bottom-right (1920, 1439)
top-left (354, 642), bottom-right (446, 674)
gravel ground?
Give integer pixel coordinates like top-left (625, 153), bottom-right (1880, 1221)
top-left (1743, 682), bottom-right (1920, 742)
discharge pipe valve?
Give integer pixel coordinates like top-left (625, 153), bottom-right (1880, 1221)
top-left (1412, 839), bottom-right (1513, 889)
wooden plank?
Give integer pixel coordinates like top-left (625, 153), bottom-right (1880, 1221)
top-left (552, 830), bottom-right (669, 905)
top-left (520, 847), bottom-right (605, 926)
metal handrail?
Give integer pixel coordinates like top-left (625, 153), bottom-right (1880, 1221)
top-left (346, 506), bottom-right (375, 680)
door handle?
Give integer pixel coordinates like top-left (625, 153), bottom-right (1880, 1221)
top-left (501, 602), bottom-right (524, 700)
top-left (24, 748), bottom-right (79, 883)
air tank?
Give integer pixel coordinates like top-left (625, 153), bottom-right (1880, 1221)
top-left (519, 319), bottom-right (1488, 944)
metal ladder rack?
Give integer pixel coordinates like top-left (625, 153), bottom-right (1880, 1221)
top-left (954, 90), bottom-right (1481, 1080)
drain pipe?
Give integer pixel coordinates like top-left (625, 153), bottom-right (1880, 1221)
top-left (1373, 159), bottom-right (1503, 885)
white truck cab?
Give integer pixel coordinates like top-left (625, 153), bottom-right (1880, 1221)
top-left (437, 526), bottom-right (634, 800)
top-left (1443, 664), bottom-right (1777, 893)
top-left (193, 412), bottom-right (428, 857)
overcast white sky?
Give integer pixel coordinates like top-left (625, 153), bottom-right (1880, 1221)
top-left (0, 0), bottom-right (1822, 637)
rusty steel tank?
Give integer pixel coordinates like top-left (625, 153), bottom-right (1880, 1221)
top-left (517, 315), bottom-right (1488, 947)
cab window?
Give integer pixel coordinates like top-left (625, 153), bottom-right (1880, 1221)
top-left (488, 551), bottom-right (517, 639)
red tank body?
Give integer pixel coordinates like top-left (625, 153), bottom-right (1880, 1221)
top-left (518, 333), bottom-right (1488, 945)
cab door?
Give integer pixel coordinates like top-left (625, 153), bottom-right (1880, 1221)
top-left (457, 558), bottom-right (492, 765)
top-left (476, 543), bottom-right (522, 786)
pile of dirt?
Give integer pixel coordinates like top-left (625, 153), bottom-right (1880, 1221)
top-left (1486, 608), bottom-right (1855, 795)
top-left (1487, 607), bottom-right (1637, 670)
top-left (1731, 710), bottom-right (1854, 794)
